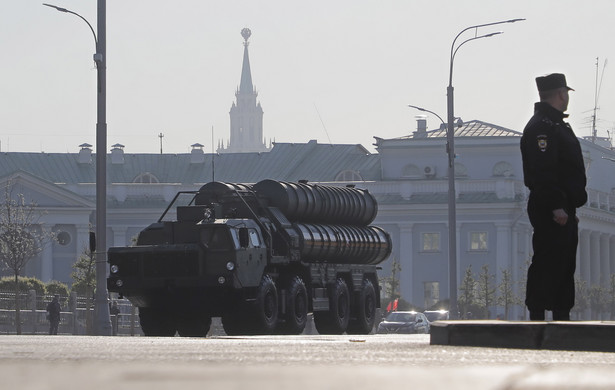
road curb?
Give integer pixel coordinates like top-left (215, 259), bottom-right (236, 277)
top-left (430, 320), bottom-right (615, 352)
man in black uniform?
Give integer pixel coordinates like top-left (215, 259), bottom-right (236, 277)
top-left (46, 295), bottom-right (61, 335)
top-left (520, 73), bottom-right (587, 321)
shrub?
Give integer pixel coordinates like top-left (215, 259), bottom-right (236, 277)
top-left (70, 279), bottom-right (95, 297)
top-left (0, 276), bottom-right (46, 296)
top-left (46, 280), bottom-right (69, 297)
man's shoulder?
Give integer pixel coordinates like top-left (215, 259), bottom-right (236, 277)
top-left (523, 112), bottom-right (555, 135)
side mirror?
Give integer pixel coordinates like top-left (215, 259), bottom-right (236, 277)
top-left (238, 228), bottom-right (250, 248)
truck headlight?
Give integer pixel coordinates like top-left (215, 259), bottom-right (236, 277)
top-left (226, 262), bottom-right (235, 271)
top-left (218, 276), bottom-right (226, 284)
top-left (116, 279), bottom-right (124, 287)
top-left (110, 265), bottom-right (119, 274)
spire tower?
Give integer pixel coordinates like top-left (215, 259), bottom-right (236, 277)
top-left (219, 28), bottom-right (269, 154)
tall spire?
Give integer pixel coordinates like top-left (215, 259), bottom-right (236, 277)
top-left (218, 28), bottom-right (269, 154)
top-left (239, 28), bottom-right (253, 93)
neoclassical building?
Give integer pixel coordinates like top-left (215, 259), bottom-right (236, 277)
top-left (371, 118), bottom-right (615, 319)
top-left (2, 118), bottom-right (615, 320)
top-left (0, 140), bottom-right (380, 284)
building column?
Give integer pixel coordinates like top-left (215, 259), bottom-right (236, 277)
top-left (495, 223), bottom-right (512, 281)
top-left (579, 230), bottom-right (591, 284)
top-left (76, 224), bottom-right (90, 253)
top-left (523, 225), bottom-right (532, 267)
top-left (40, 239), bottom-right (53, 282)
top-left (590, 231), bottom-right (601, 287)
top-left (600, 233), bottom-right (611, 286)
top-left (399, 224), bottom-right (414, 304)
top-left (511, 226), bottom-right (520, 279)
top-left (610, 237), bottom-right (615, 285)
top-left (455, 223), bottom-right (462, 297)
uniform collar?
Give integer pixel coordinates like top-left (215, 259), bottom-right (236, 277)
top-left (534, 102), bottom-right (569, 120)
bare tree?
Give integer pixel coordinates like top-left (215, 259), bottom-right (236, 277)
top-left (0, 181), bottom-right (55, 334)
top-left (71, 245), bottom-right (96, 334)
top-left (380, 256), bottom-right (401, 301)
top-left (476, 264), bottom-right (496, 319)
top-left (588, 284), bottom-right (607, 320)
top-left (572, 278), bottom-right (589, 320)
top-left (497, 269), bottom-right (514, 320)
top-left (608, 274), bottom-right (615, 320)
top-left (458, 265), bottom-right (476, 319)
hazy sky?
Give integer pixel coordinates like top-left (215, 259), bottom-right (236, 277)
top-left (2, 0), bottom-right (614, 154)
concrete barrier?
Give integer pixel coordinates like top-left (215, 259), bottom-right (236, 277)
top-left (430, 320), bottom-right (615, 352)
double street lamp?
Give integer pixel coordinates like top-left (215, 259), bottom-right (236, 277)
top-left (44, 1), bottom-right (111, 335)
top-left (411, 18), bottom-right (524, 318)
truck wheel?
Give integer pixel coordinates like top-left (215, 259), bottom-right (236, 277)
top-left (347, 278), bottom-right (377, 334)
top-left (278, 276), bottom-right (308, 334)
top-left (138, 307), bottom-right (176, 337)
top-left (251, 274), bottom-right (279, 334)
top-left (176, 314), bottom-right (212, 337)
top-left (314, 278), bottom-right (350, 334)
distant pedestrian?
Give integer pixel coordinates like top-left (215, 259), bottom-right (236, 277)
top-left (110, 301), bottom-right (121, 335)
top-left (46, 295), bottom-right (61, 335)
top-left (520, 73), bottom-right (587, 321)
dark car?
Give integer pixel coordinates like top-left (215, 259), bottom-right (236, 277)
top-left (376, 311), bottom-right (430, 334)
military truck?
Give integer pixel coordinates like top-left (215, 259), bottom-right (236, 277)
top-left (107, 179), bottom-right (392, 336)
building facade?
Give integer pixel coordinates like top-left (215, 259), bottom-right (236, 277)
top-left (2, 118), bottom-right (615, 320)
top-left (370, 118), bottom-right (615, 319)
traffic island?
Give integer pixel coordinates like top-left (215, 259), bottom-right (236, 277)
top-left (430, 320), bottom-right (615, 352)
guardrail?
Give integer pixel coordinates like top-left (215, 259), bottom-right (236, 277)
top-left (0, 290), bottom-right (141, 336)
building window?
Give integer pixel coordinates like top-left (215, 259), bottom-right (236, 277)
top-left (401, 164), bottom-right (421, 178)
top-left (454, 163), bottom-right (468, 177)
top-left (469, 232), bottom-right (488, 251)
top-left (424, 281), bottom-right (440, 308)
top-left (133, 172), bottom-right (160, 183)
top-left (493, 161), bottom-right (514, 177)
top-left (421, 232), bottom-right (440, 252)
top-left (335, 170), bottom-right (363, 182)
top-left (56, 231), bottom-right (71, 246)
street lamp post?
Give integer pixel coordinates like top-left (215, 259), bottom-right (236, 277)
top-left (408, 105), bottom-right (446, 125)
top-left (446, 19), bottom-right (524, 319)
top-left (44, 1), bottom-right (111, 335)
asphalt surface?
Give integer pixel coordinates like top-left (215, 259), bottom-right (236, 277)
top-left (2, 334), bottom-right (615, 390)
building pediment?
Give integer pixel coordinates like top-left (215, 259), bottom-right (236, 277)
top-left (0, 171), bottom-right (94, 209)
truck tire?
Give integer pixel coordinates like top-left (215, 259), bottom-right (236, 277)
top-left (278, 276), bottom-right (308, 334)
top-left (251, 274), bottom-right (279, 334)
top-left (314, 277), bottom-right (350, 334)
top-left (347, 278), bottom-right (377, 334)
top-left (139, 307), bottom-right (176, 337)
top-left (176, 314), bottom-right (212, 337)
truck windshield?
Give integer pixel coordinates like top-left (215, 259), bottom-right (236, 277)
top-left (200, 227), bottom-right (236, 250)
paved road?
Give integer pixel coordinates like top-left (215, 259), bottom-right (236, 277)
top-left (2, 334), bottom-right (615, 389)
